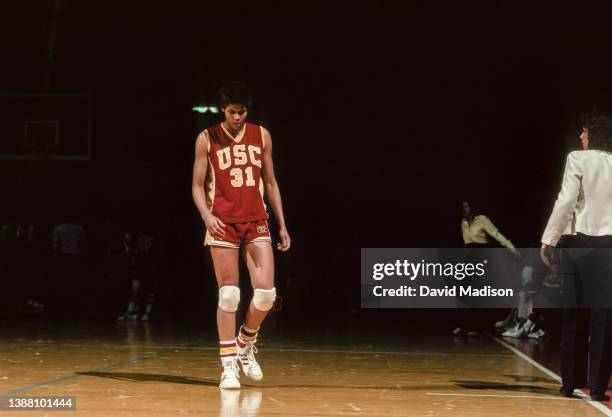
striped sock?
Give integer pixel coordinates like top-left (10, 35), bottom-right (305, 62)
top-left (219, 340), bottom-right (237, 363)
top-left (237, 325), bottom-right (259, 347)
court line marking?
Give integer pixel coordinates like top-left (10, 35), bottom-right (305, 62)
top-left (157, 346), bottom-right (513, 357)
top-left (267, 397), bottom-right (287, 406)
top-left (348, 402), bottom-right (363, 410)
top-left (271, 348), bottom-right (512, 357)
top-left (1, 344), bottom-right (515, 357)
top-left (426, 392), bottom-right (579, 401)
top-left (0, 348), bottom-right (181, 398)
top-left (486, 333), bottom-right (612, 417)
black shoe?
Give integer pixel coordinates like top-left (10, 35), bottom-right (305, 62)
top-left (589, 392), bottom-right (610, 401)
top-left (559, 386), bottom-right (574, 397)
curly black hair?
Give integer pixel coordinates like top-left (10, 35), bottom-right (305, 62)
top-left (216, 81), bottom-right (252, 109)
top-left (581, 111), bottom-right (612, 152)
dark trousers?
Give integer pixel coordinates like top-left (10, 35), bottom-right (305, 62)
top-left (561, 308), bottom-right (612, 393)
top-left (560, 234), bottom-right (612, 394)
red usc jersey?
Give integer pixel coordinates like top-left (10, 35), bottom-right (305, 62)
top-left (204, 122), bottom-right (268, 223)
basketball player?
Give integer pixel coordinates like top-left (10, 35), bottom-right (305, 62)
top-left (192, 81), bottom-right (291, 389)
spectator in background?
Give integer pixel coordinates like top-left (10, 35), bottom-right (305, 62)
top-left (52, 222), bottom-right (87, 256)
top-left (52, 221), bottom-right (88, 314)
top-left (134, 233), bottom-right (164, 321)
top-left (112, 231), bottom-right (139, 320)
top-left (455, 201), bottom-right (520, 336)
top-left (29, 225), bottom-right (51, 311)
top-left (461, 201), bottom-right (520, 255)
top-left (112, 230), bottom-right (164, 321)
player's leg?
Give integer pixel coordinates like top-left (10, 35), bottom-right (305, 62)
top-left (236, 241), bottom-right (275, 380)
top-left (140, 272), bottom-right (155, 321)
top-left (210, 246), bottom-right (241, 388)
top-left (243, 241), bottom-right (275, 329)
top-left (212, 246), bottom-right (241, 339)
top-left (117, 277), bottom-right (140, 320)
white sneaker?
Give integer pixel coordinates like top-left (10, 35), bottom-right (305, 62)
top-left (503, 319), bottom-right (535, 338)
top-left (527, 328), bottom-right (546, 339)
top-left (219, 360), bottom-right (241, 389)
top-left (502, 321), bottom-right (521, 337)
top-left (521, 319), bottom-right (535, 336)
top-left (237, 340), bottom-right (263, 381)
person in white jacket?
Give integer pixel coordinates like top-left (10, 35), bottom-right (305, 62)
top-left (541, 112), bottom-right (612, 401)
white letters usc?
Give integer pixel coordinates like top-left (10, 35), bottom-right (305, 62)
top-left (217, 145), bottom-right (262, 188)
top-left (217, 145), bottom-right (262, 170)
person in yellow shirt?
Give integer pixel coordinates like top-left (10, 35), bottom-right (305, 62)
top-left (461, 201), bottom-right (519, 255)
top-left (454, 201), bottom-right (520, 336)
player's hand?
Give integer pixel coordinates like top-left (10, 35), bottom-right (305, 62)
top-left (203, 214), bottom-right (226, 239)
top-left (540, 243), bottom-right (554, 267)
top-left (277, 228), bottom-right (291, 252)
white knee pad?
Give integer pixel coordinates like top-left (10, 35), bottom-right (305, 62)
top-left (252, 287), bottom-right (276, 311)
top-left (218, 286), bottom-right (240, 312)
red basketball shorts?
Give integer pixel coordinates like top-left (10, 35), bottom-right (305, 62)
top-left (204, 219), bottom-right (271, 249)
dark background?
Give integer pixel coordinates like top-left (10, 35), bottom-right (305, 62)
top-left (1, 1), bottom-right (612, 319)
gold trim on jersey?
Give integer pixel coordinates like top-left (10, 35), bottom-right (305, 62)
top-left (220, 122), bottom-right (247, 143)
top-left (257, 127), bottom-right (265, 212)
top-left (260, 125), bottom-right (266, 150)
top-left (258, 178), bottom-right (267, 212)
top-left (206, 156), bottom-right (216, 210)
top-left (204, 129), bottom-right (211, 153)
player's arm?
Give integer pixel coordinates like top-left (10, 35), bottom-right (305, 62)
top-left (192, 131), bottom-right (226, 238)
top-left (541, 152), bottom-right (582, 265)
top-left (261, 127), bottom-right (291, 251)
top-left (481, 216), bottom-right (519, 256)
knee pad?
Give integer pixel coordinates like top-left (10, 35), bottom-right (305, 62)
top-left (252, 287), bottom-right (276, 311)
top-left (218, 286), bottom-right (240, 312)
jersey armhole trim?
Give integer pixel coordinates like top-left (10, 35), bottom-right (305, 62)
top-left (260, 125), bottom-right (266, 150)
top-left (203, 129), bottom-right (211, 153)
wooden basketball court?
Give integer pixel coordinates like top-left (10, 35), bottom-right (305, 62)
top-left (0, 321), bottom-right (610, 416)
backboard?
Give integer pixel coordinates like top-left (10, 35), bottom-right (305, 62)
top-left (0, 93), bottom-right (91, 160)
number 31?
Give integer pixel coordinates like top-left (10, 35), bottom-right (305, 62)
top-left (230, 166), bottom-right (256, 187)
